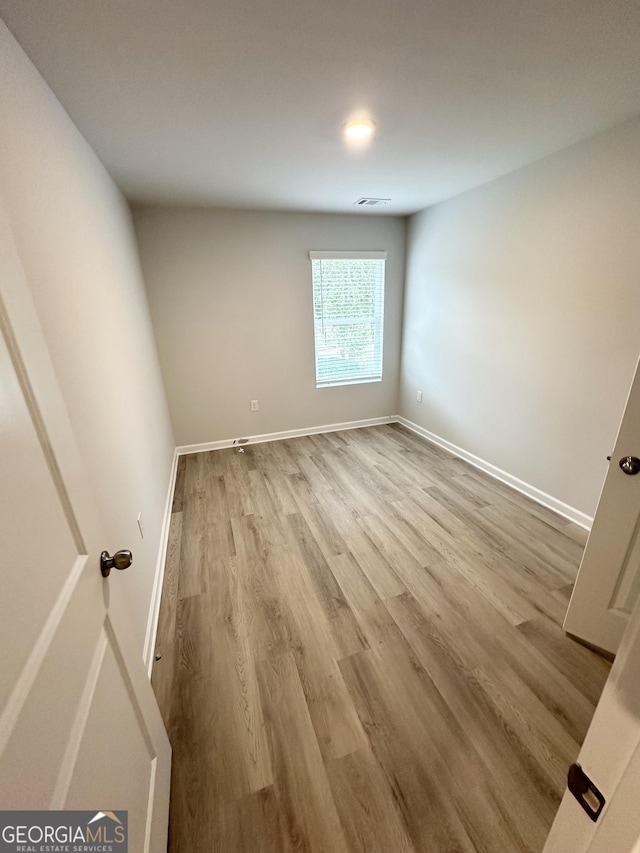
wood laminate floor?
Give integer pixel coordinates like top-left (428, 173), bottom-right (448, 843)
top-left (152, 424), bottom-right (610, 853)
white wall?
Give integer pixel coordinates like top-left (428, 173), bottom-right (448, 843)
top-left (399, 116), bottom-right (640, 518)
top-left (0, 23), bottom-right (175, 653)
top-left (134, 207), bottom-right (406, 446)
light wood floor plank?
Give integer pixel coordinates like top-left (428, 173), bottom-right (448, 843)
top-left (342, 528), bottom-right (407, 599)
top-left (415, 487), bottom-right (571, 625)
top-left (257, 652), bottom-right (350, 853)
top-left (338, 638), bottom-right (478, 852)
top-left (480, 502), bottom-right (583, 578)
top-left (452, 465), bottom-right (589, 548)
top-left (153, 424), bottom-right (610, 853)
top-left (426, 481), bottom-right (575, 590)
top-left (423, 559), bottom-right (599, 744)
top-left (392, 495), bottom-right (541, 626)
top-left (471, 658), bottom-right (581, 792)
top-left (517, 614), bottom-right (611, 705)
top-left (286, 472), bottom-right (348, 558)
top-left (269, 546), bottom-right (367, 761)
top-left (286, 513), bottom-right (368, 660)
top-left (383, 591), bottom-right (561, 850)
top-left (211, 786), bottom-right (292, 853)
top-left (151, 510), bottom-right (182, 732)
top-left (326, 747), bottom-right (416, 853)
top-left (172, 568), bottom-right (272, 807)
top-left (222, 449), bottom-right (256, 518)
top-left (171, 456), bottom-right (186, 513)
top-left (328, 552), bottom-right (402, 649)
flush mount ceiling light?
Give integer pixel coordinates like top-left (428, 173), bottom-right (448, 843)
top-left (344, 118), bottom-right (376, 140)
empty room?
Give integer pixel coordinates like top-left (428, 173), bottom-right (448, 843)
top-left (2, 2), bottom-right (640, 852)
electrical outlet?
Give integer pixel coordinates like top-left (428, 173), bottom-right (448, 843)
top-left (417, 391), bottom-right (423, 403)
top-left (137, 512), bottom-right (144, 539)
top-left (250, 399), bottom-right (259, 412)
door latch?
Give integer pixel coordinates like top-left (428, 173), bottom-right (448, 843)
top-left (567, 763), bottom-right (605, 822)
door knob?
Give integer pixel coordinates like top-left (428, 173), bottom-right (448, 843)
top-left (619, 456), bottom-right (640, 476)
top-left (100, 549), bottom-right (133, 578)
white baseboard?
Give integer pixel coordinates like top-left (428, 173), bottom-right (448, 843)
top-left (396, 416), bottom-right (593, 530)
top-left (143, 448), bottom-right (179, 677)
top-left (175, 415), bottom-right (395, 456)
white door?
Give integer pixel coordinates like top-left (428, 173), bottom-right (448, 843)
top-left (544, 577), bottom-right (640, 851)
top-left (563, 356), bottom-right (640, 654)
top-left (0, 204), bottom-right (170, 850)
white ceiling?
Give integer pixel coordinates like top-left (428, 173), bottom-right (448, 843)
top-left (2, 0), bottom-right (640, 215)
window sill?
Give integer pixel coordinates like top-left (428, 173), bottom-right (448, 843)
top-left (316, 377), bottom-right (383, 389)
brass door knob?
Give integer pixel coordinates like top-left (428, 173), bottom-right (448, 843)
top-left (100, 549), bottom-right (133, 577)
top-left (619, 456), bottom-right (640, 476)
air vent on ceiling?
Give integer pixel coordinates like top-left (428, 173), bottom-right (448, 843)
top-left (354, 197), bottom-right (391, 207)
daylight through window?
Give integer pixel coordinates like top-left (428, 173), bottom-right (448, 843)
top-left (310, 250), bottom-right (386, 388)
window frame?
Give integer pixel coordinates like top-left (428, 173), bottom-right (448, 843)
top-left (309, 250), bottom-right (387, 389)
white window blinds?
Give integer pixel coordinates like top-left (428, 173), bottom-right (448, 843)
top-left (310, 250), bottom-right (386, 388)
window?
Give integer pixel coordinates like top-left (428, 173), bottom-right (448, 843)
top-left (310, 250), bottom-right (386, 388)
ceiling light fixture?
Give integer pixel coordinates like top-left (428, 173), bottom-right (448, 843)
top-left (344, 118), bottom-right (376, 140)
